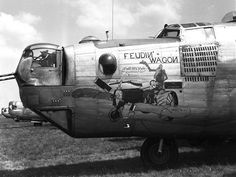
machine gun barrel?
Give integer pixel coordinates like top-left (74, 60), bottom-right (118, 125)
top-left (0, 73), bottom-right (16, 82)
top-left (0, 72), bottom-right (15, 78)
top-left (0, 76), bottom-right (15, 81)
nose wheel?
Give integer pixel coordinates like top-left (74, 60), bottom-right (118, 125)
top-left (140, 138), bottom-right (178, 168)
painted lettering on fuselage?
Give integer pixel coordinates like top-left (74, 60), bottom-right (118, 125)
top-left (124, 51), bottom-right (156, 60)
top-left (123, 51), bottom-right (179, 64)
top-left (122, 66), bottom-right (147, 73)
top-left (149, 56), bottom-right (179, 64)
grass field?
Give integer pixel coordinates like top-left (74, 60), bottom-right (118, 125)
top-left (0, 116), bottom-right (236, 177)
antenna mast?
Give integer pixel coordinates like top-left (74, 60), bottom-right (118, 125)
top-left (112, 0), bottom-right (114, 39)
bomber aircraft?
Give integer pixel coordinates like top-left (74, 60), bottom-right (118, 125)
top-left (1, 107), bottom-right (13, 119)
top-left (8, 101), bottom-right (46, 126)
top-left (1, 11), bottom-right (236, 167)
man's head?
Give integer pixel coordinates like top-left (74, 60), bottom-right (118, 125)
top-left (40, 50), bottom-right (48, 58)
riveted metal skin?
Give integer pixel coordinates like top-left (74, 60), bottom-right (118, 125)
top-left (11, 19), bottom-right (236, 140)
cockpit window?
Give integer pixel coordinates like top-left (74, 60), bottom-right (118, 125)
top-left (183, 27), bottom-right (215, 43)
top-left (157, 29), bottom-right (180, 38)
top-left (28, 49), bottom-right (57, 68)
top-left (18, 45), bottom-right (62, 86)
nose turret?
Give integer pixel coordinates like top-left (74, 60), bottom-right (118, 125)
top-left (15, 43), bottom-right (62, 86)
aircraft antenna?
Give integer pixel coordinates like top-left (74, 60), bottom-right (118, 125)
top-left (112, 0), bottom-right (114, 39)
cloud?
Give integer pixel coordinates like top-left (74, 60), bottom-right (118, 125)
top-left (0, 12), bottom-right (42, 49)
top-left (72, 0), bottom-right (135, 38)
top-left (16, 12), bottom-right (41, 25)
top-left (0, 12), bottom-right (42, 108)
top-left (63, 0), bottom-right (183, 39)
top-left (0, 12), bottom-right (42, 72)
top-left (76, 1), bottom-right (114, 30)
top-left (136, 0), bottom-right (182, 23)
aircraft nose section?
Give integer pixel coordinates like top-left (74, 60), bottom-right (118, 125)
top-left (16, 57), bottom-right (38, 85)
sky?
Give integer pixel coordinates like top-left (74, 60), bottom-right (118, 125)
top-left (0, 0), bottom-right (235, 108)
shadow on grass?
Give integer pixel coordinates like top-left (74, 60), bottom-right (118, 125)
top-left (107, 137), bottom-right (144, 142)
top-left (0, 125), bottom-right (35, 130)
top-left (1, 142), bottom-right (236, 177)
top-left (120, 146), bottom-right (140, 151)
top-left (0, 123), bottom-right (54, 130)
top-left (223, 172), bottom-right (236, 177)
top-left (0, 157), bottom-right (145, 177)
top-left (178, 142), bottom-right (236, 167)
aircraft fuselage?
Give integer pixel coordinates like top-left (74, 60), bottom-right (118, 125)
top-left (15, 22), bottom-right (236, 139)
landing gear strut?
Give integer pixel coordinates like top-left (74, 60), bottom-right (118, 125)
top-left (140, 138), bottom-right (178, 168)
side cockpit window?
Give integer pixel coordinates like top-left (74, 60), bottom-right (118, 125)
top-left (183, 27), bottom-right (215, 43)
top-left (31, 49), bottom-right (57, 68)
top-left (157, 29), bottom-right (180, 39)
